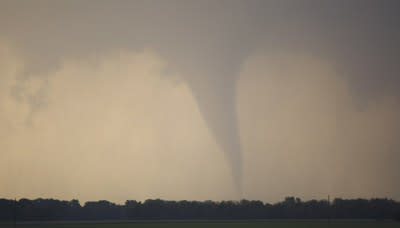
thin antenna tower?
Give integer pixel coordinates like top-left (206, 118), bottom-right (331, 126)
top-left (328, 195), bottom-right (331, 223)
top-left (13, 198), bottom-right (17, 228)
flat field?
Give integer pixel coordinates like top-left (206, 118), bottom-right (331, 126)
top-left (0, 221), bottom-right (399, 228)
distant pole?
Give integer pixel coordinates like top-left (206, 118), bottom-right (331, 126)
top-left (13, 198), bottom-right (17, 228)
top-left (328, 195), bottom-right (330, 223)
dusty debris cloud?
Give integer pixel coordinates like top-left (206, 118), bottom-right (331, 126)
top-left (0, 0), bottom-right (400, 202)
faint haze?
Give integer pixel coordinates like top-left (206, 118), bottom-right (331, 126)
top-left (0, 0), bottom-right (400, 203)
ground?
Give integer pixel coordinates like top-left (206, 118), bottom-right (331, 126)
top-left (0, 221), bottom-right (399, 228)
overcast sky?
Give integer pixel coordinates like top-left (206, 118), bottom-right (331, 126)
top-left (1, 0), bottom-right (399, 203)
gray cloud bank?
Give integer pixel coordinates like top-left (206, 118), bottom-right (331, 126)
top-left (0, 0), bottom-right (400, 202)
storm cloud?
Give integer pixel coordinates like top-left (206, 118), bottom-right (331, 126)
top-left (0, 0), bottom-right (399, 202)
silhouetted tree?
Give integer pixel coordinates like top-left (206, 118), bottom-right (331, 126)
top-left (0, 197), bottom-right (399, 221)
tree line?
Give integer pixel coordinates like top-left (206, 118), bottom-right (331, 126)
top-left (0, 197), bottom-right (399, 221)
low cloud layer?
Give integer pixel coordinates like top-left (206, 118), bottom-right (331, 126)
top-left (238, 51), bottom-right (400, 201)
top-left (1, 41), bottom-right (400, 203)
top-left (0, 42), bottom-right (233, 202)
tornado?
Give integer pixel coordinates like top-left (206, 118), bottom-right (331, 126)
top-left (183, 66), bottom-right (243, 197)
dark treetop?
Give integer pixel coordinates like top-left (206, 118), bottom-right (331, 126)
top-left (1, 197), bottom-right (400, 221)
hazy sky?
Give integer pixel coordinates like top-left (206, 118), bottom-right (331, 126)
top-left (1, 0), bottom-right (400, 203)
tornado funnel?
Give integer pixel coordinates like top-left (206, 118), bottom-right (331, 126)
top-left (184, 67), bottom-right (243, 196)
